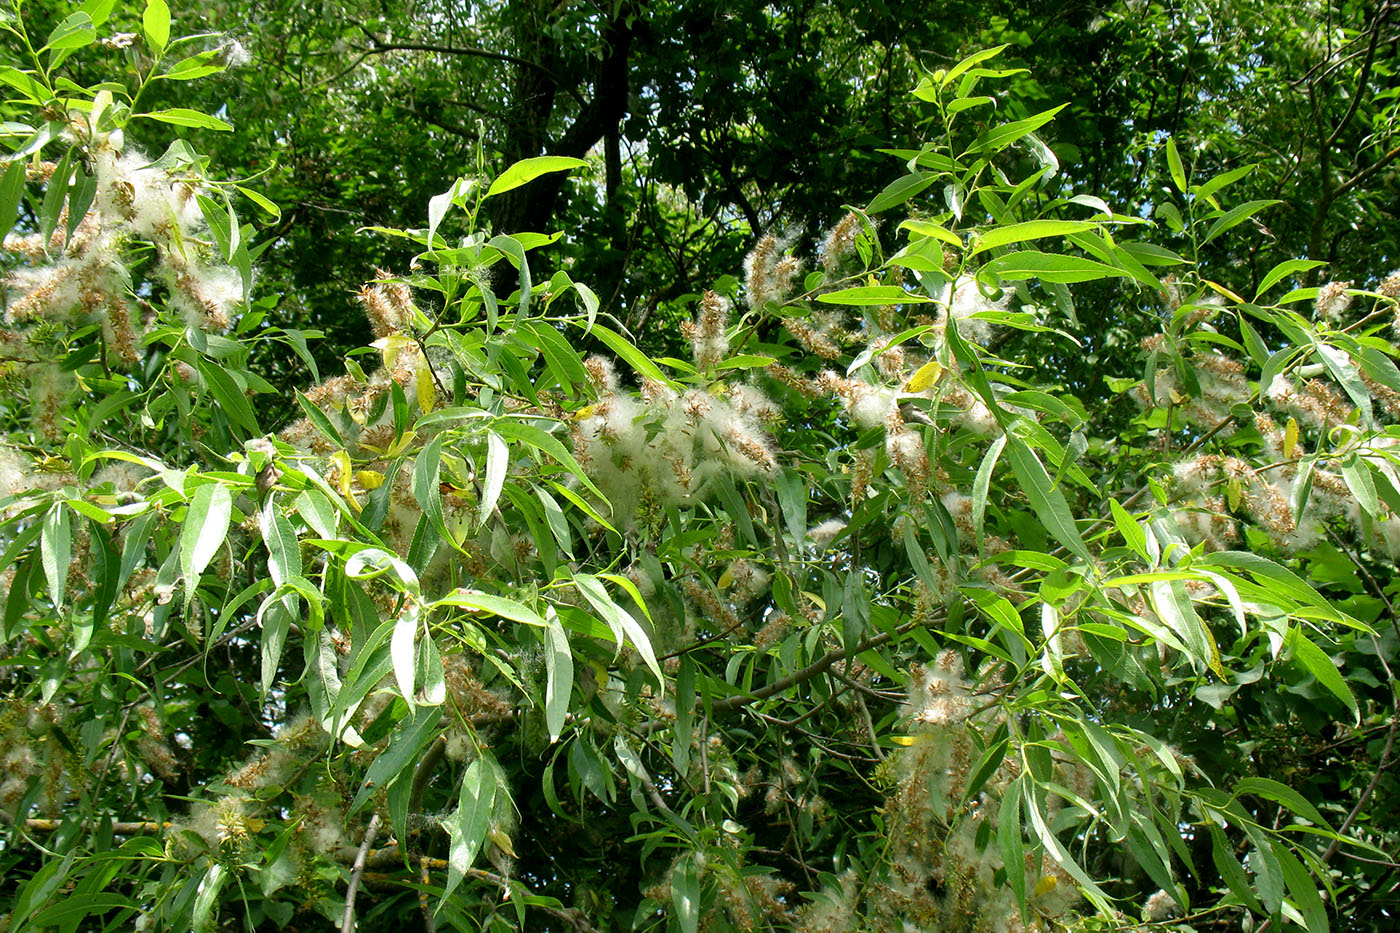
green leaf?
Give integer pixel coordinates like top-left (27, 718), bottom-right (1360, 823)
top-left (190, 862), bottom-right (225, 933)
top-left (235, 184), bottom-right (280, 221)
top-left (197, 359), bottom-right (260, 435)
top-left (135, 109), bottom-right (233, 131)
top-left (1284, 628), bottom-right (1359, 721)
top-left (576, 322), bottom-right (678, 389)
top-left (968, 104), bottom-right (1067, 154)
top-left (571, 571), bottom-right (662, 688)
top-left (983, 250), bottom-right (1130, 284)
top-left (78, 0), bottom-right (118, 28)
top-left (486, 156), bottom-right (588, 197)
top-left (899, 219), bottom-right (964, 248)
top-left (1202, 551), bottom-right (1369, 632)
top-left (433, 590), bottom-right (546, 627)
top-left (1201, 200), bottom-right (1281, 246)
top-left (962, 737), bottom-right (1009, 805)
top-left (1004, 435), bottom-right (1091, 563)
top-left (426, 175), bottom-right (472, 249)
top-left (948, 95), bottom-right (994, 114)
top-left (473, 431), bottom-right (505, 526)
top-left (294, 487), bottom-right (338, 539)
top-left (1234, 776), bottom-right (1330, 829)
top-left (351, 706), bottom-right (442, 816)
top-left (42, 12), bottom-right (95, 52)
top-left (673, 852), bottom-right (700, 933)
top-left (999, 778), bottom-right (1025, 905)
top-left (444, 757), bottom-right (498, 900)
top-left (1208, 823), bottom-right (1264, 913)
top-left (1193, 163), bottom-right (1255, 204)
top-left (259, 507), bottom-right (301, 587)
top-left (41, 505), bottom-right (71, 610)
top-left (180, 481), bottom-right (231, 592)
top-left (1165, 138), bottom-right (1187, 192)
top-left (30, 894), bottom-right (134, 928)
top-left (1108, 498), bottom-right (1148, 559)
top-left (543, 611), bottom-right (573, 742)
top-left (970, 220), bottom-right (1096, 254)
top-left (942, 45), bottom-right (1009, 86)
top-left (971, 433), bottom-right (1006, 549)
top-left (1274, 841), bottom-right (1329, 933)
top-left (83, 523), bottom-right (117, 638)
top-left (1341, 455), bottom-right (1379, 518)
top-left (143, 0), bottom-right (170, 51)
top-left (817, 285), bottom-right (933, 305)
top-left (257, 590), bottom-right (294, 696)
top-left (294, 390), bottom-right (343, 446)
top-left (493, 417), bottom-right (606, 502)
top-left (523, 320), bottom-right (588, 391)
top-left (160, 54), bottom-right (226, 81)
top-left (865, 172), bottom-right (939, 214)
top-left (1254, 259), bottom-right (1327, 301)
top-left (392, 602), bottom-right (419, 710)
top-left (1148, 577), bottom-right (1225, 678)
top-left (1025, 788), bottom-right (1113, 913)
top-left (0, 160), bottom-right (26, 236)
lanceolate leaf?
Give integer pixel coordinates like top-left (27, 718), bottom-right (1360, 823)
top-left (180, 482), bottom-right (231, 600)
top-left (1004, 434), bottom-right (1091, 564)
top-left (1284, 628), bottom-right (1359, 721)
top-left (444, 758), bottom-right (498, 900)
top-left (543, 611), bottom-right (573, 742)
top-left (392, 603), bottom-right (420, 710)
top-left (479, 431), bottom-right (507, 526)
top-left (485, 156), bottom-right (588, 197)
top-left (969, 220), bottom-right (1096, 254)
top-left (983, 250), bottom-right (1130, 284)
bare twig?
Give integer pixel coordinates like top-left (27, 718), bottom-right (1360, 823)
top-left (363, 852), bottom-right (604, 933)
top-left (341, 813), bottom-right (382, 933)
top-left (23, 819), bottom-right (169, 833)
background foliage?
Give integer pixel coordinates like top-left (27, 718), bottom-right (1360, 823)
top-left (2, 1), bottom-right (1399, 931)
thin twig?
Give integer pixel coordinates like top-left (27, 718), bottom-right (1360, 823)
top-left (341, 813), bottom-right (382, 933)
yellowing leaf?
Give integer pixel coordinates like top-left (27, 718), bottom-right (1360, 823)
top-left (888, 735), bottom-right (916, 747)
top-left (416, 365), bottom-right (436, 413)
top-left (332, 450), bottom-right (360, 509)
top-left (1203, 279), bottom-right (1243, 303)
top-left (385, 430), bottom-right (418, 459)
top-left (1033, 875), bottom-right (1059, 898)
top-left (573, 404), bottom-right (598, 420)
top-left (356, 470), bottom-right (385, 490)
top-left (372, 334), bottom-right (412, 369)
top-left (1284, 417), bottom-right (1299, 459)
top-left (1227, 477), bottom-right (1242, 512)
top-left (488, 828), bottom-right (517, 858)
top-left (716, 567), bottom-right (735, 590)
top-left (905, 359), bottom-right (944, 393)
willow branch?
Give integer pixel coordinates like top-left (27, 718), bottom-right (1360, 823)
top-left (362, 852), bottom-right (604, 933)
top-left (22, 819), bottom-right (170, 833)
top-left (1325, 0), bottom-right (1388, 148)
top-left (711, 629), bottom-right (898, 714)
top-left (341, 813), bottom-right (382, 933)
top-left (1337, 144), bottom-right (1400, 199)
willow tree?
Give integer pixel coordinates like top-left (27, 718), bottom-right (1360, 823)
top-left (1, 3), bottom-right (1397, 932)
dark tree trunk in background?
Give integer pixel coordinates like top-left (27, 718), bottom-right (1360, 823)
top-left (490, 1), bottom-right (636, 239)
